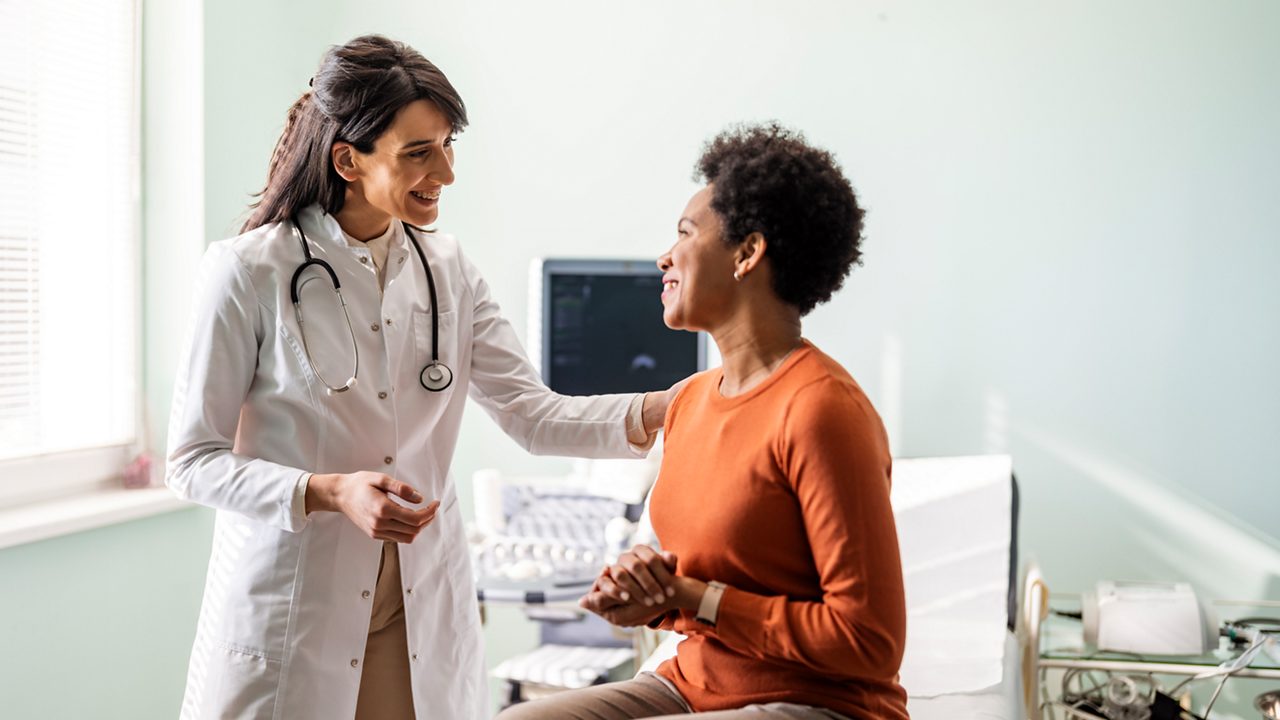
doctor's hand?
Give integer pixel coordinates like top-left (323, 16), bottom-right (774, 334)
top-left (641, 376), bottom-right (694, 435)
top-left (306, 471), bottom-right (439, 543)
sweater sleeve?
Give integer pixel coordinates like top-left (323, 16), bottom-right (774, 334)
top-left (673, 380), bottom-right (907, 681)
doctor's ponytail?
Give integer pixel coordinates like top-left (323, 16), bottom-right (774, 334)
top-left (242, 35), bottom-right (468, 233)
top-left (266, 92), bottom-right (315, 192)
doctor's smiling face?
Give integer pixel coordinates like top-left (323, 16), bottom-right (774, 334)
top-left (331, 99), bottom-right (456, 232)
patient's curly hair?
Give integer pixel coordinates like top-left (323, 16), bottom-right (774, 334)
top-left (695, 122), bottom-right (864, 315)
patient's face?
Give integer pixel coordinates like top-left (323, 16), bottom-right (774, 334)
top-left (657, 186), bottom-right (738, 332)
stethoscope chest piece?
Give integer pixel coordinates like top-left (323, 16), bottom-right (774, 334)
top-left (420, 361), bottom-right (453, 392)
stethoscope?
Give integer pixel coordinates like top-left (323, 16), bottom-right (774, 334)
top-left (289, 216), bottom-right (453, 395)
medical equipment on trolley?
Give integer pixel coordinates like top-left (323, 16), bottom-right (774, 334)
top-left (1082, 581), bottom-right (1218, 656)
top-left (471, 460), bottom-right (661, 706)
top-left (469, 462), bottom-right (654, 604)
top-left (290, 217), bottom-right (453, 394)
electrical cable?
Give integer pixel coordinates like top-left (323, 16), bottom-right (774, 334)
top-left (1200, 673), bottom-right (1229, 718)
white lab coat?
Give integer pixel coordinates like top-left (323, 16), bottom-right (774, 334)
top-left (166, 205), bottom-right (640, 720)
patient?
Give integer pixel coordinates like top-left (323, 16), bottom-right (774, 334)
top-left (496, 123), bottom-right (908, 719)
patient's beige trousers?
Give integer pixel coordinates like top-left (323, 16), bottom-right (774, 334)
top-left (354, 541), bottom-right (416, 720)
top-left (494, 672), bottom-right (852, 719)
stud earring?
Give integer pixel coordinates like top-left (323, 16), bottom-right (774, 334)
top-left (733, 270), bottom-right (742, 281)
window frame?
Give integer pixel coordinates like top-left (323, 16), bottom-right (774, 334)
top-left (0, 0), bottom-right (144, 510)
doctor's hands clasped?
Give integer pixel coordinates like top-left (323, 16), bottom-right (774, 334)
top-left (305, 470), bottom-right (439, 543)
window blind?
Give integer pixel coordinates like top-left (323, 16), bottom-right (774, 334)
top-left (0, 0), bottom-right (138, 466)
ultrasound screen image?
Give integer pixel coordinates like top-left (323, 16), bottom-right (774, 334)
top-left (546, 272), bottom-right (700, 396)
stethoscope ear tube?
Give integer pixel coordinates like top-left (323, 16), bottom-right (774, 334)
top-left (290, 218), bottom-right (358, 394)
top-left (289, 219), bottom-right (342, 303)
top-left (290, 257), bottom-right (342, 304)
top-left (294, 273), bottom-right (359, 394)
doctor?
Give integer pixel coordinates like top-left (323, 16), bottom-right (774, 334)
top-left (166, 35), bottom-right (674, 720)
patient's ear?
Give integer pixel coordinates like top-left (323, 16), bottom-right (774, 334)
top-left (735, 232), bottom-right (768, 276)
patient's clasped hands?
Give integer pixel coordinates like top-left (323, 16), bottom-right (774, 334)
top-left (579, 545), bottom-right (709, 626)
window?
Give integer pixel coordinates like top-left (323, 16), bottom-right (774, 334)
top-left (0, 0), bottom-right (139, 505)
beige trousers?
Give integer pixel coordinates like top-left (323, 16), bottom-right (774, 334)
top-left (493, 672), bottom-right (852, 720)
top-left (354, 541), bottom-right (416, 720)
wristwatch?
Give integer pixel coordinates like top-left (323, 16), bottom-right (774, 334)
top-left (695, 581), bottom-right (727, 627)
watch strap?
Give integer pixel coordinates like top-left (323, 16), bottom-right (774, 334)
top-left (695, 580), bottom-right (727, 626)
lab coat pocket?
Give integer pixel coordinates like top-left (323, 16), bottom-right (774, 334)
top-left (203, 643), bottom-right (282, 718)
top-left (413, 309), bottom-right (457, 391)
top-left (208, 517), bottom-right (300, 662)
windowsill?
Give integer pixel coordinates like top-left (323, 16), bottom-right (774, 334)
top-left (0, 485), bottom-right (192, 551)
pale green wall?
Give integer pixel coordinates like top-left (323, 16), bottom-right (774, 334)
top-left (0, 509), bottom-right (213, 718)
top-left (2, 2), bottom-right (1276, 718)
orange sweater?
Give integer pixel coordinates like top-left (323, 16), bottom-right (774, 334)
top-left (650, 342), bottom-right (909, 719)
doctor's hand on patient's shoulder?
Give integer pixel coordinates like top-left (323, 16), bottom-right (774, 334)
top-left (641, 376), bottom-right (694, 435)
top-left (305, 471), bottom-right (439, 543)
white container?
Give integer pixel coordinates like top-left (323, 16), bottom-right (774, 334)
top-left (1082, 580), bottom-right (1217, 656)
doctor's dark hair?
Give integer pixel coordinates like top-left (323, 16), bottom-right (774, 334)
top-left (242, 34), bottom-right (468, 233)
top-left (695, 122), bottom-right (864, 316)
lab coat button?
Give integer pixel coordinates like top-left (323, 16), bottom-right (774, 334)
top-left (384, 456), bottom-right (394, 465)
top-left (359, 256), bottom-right (368, 264)
top-left (385, 318), bottom-right (392, 326)
top-left (361, 590), bottom-right (371, 599)
top-left (378, 391), bottom-right (388, 400)
top-left (412, 653), bottom-right (418, 661)
top-left (350, 658), bottom-right (359, 667)
top-left (406, 587), bottom-right (413, 595)
top-left (371, 323), bottom-right (380, 332)
top-left (398, 256), bottom-right (405, 264)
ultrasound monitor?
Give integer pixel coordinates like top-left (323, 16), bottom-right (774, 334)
top-left (528, 259), bottom-right (707, 396)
